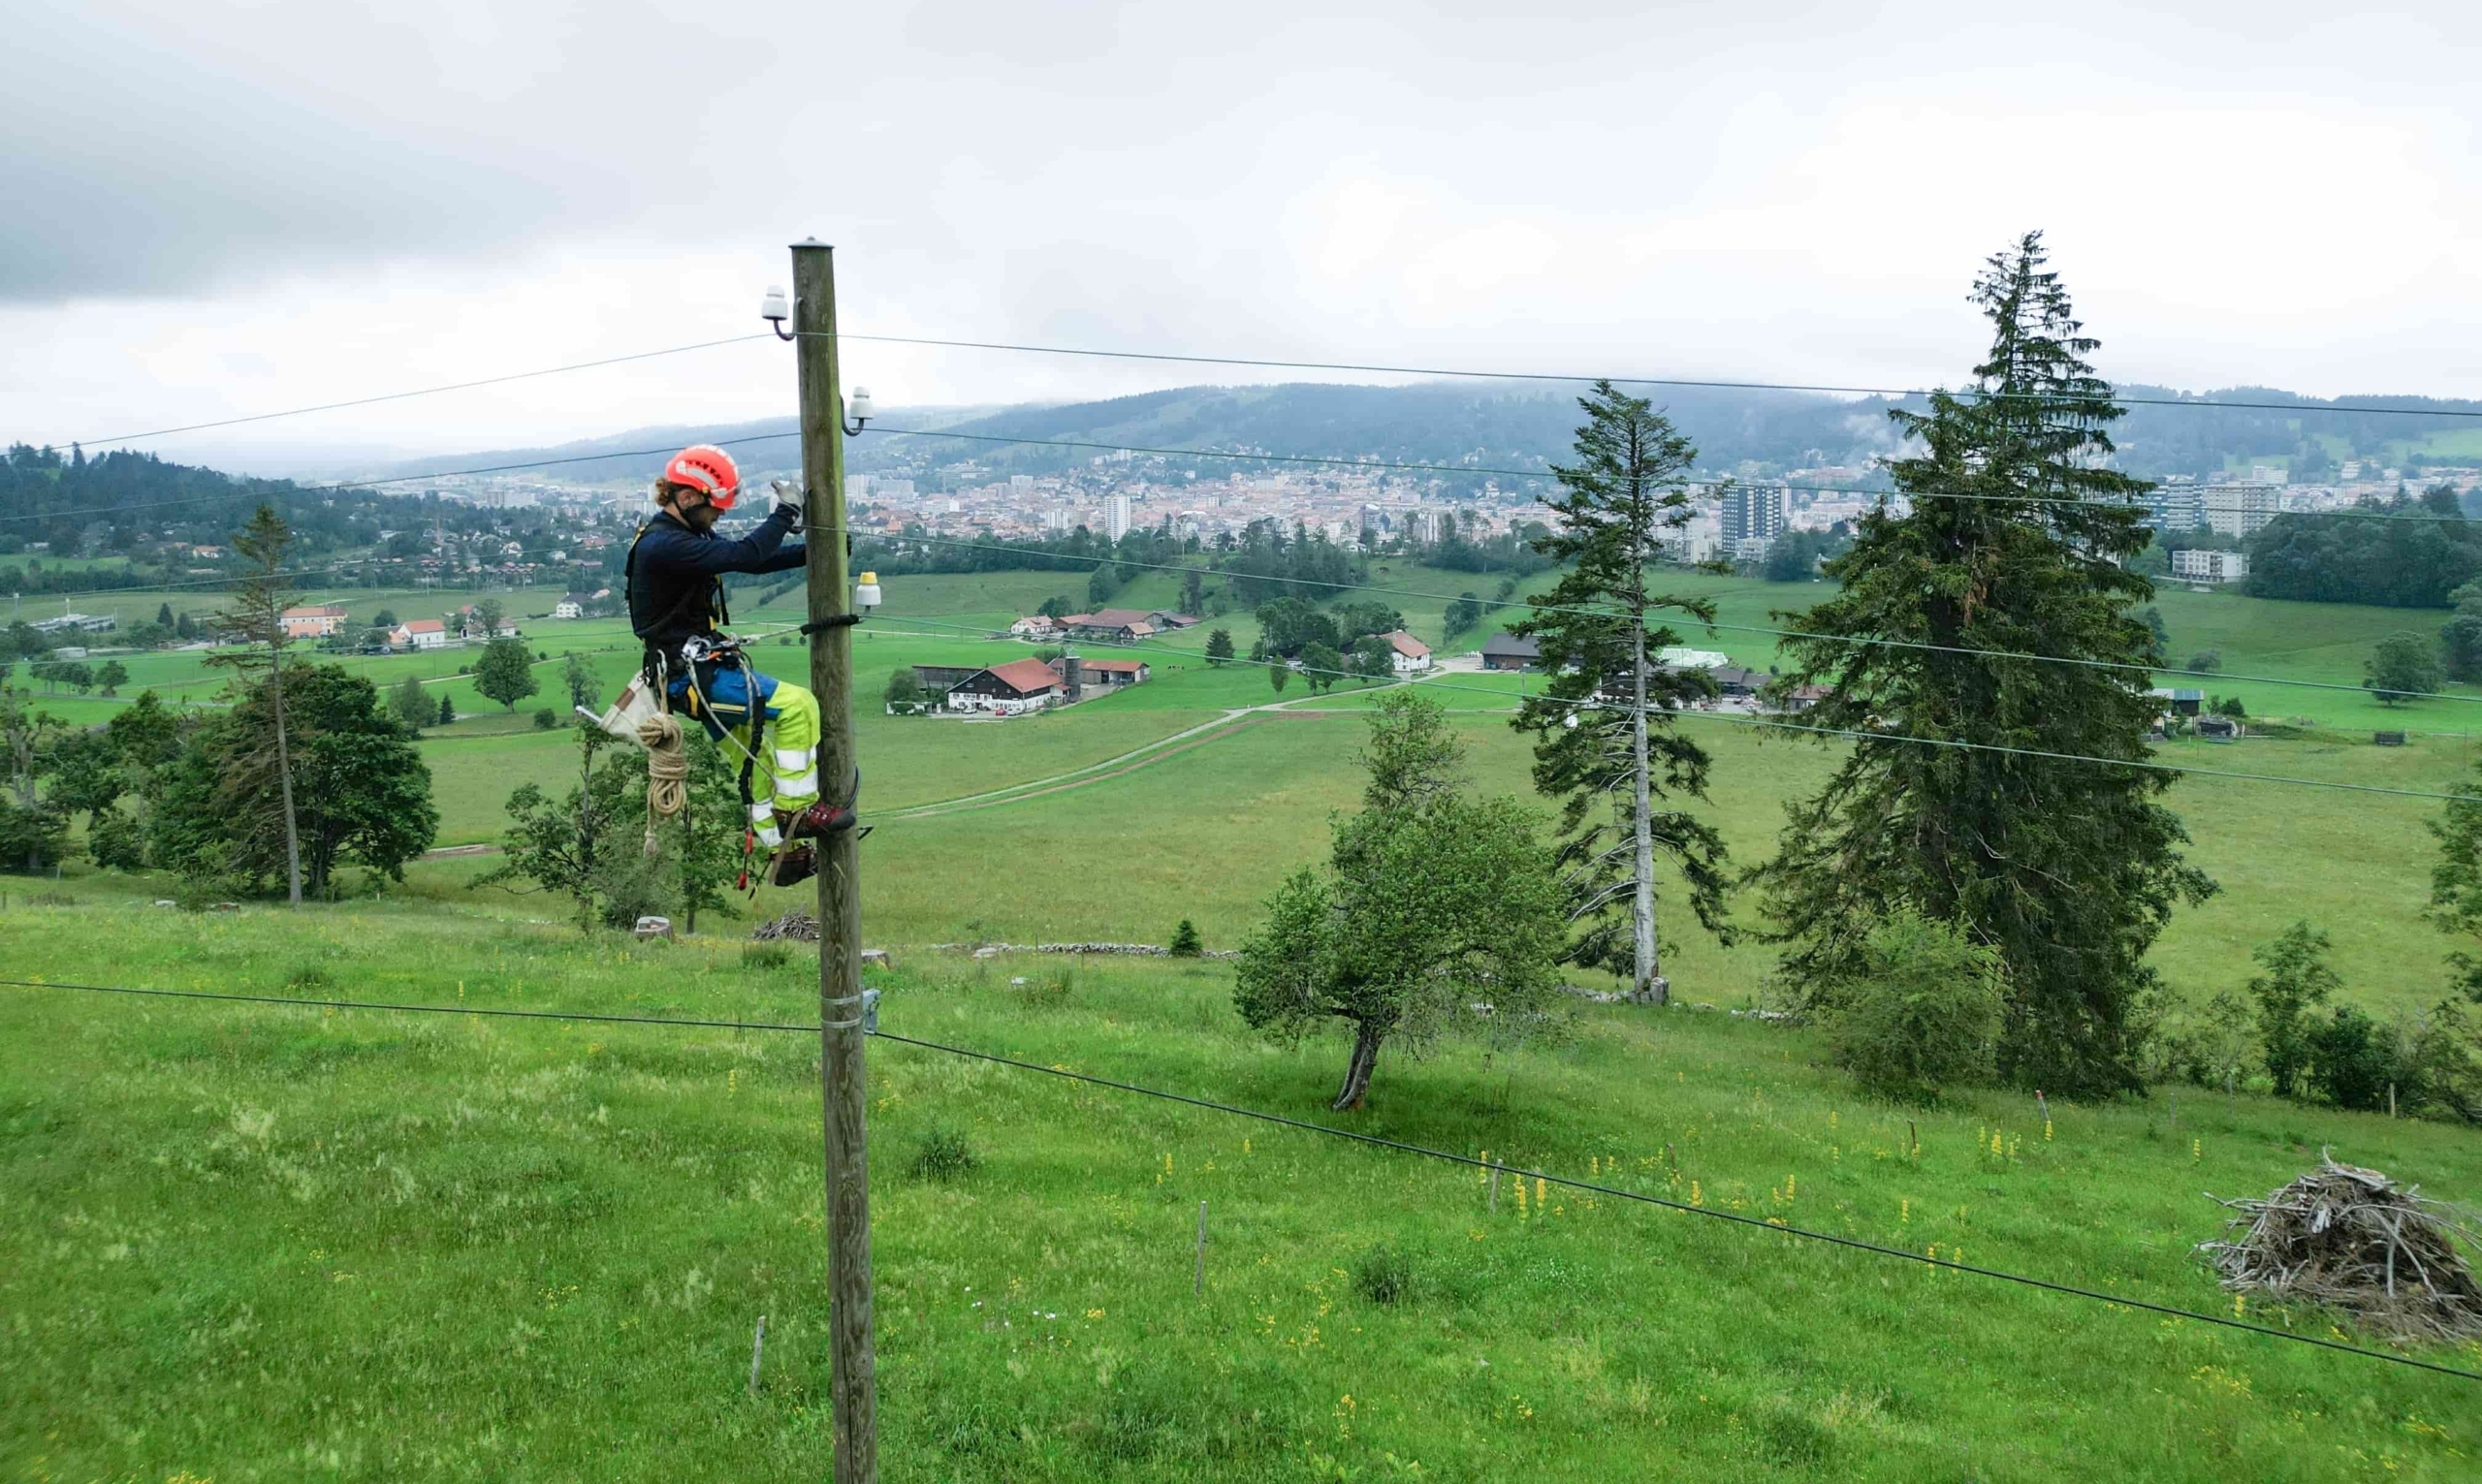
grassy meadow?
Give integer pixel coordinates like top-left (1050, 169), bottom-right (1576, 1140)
top-left (9, 563), bottom-right (2482, 1478)
top-left (5, 902), bottom-right (2481, 1481)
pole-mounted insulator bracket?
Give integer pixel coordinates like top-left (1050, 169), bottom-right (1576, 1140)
top-left (801, 615), bottom-right (863, 636)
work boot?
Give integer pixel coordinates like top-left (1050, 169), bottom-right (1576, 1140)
top-left (764, 842), bottom-right (817, 888)
top-left (783, 797), bottom-right (857, 840)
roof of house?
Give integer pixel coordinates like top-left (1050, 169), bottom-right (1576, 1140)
top-left (1480, 632), bottom-right (1541, 656)
top-left (980, 658), bottom-right (1066, 696)
top-left (1085, 608), bottom-right (1157, 628)
top-left (1380, 629), bottom-right (1430, 658)
top-left (1074, 657), bottom-right (1148, 675)
top-left (1712, 666), bottom-right (1768, 689)
top-left (399, 619), bottom-right (446, 634)
top-left (284, 604), bottom-right (349, 617)
top-left (2150, 687), bottom-right (2207, 703)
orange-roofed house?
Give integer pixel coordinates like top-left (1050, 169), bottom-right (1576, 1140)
top-left (1377, 630), bottom-right (1432, 673)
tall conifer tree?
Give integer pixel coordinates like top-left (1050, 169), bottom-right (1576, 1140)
top-left (1511, 382), bottom-right (1732, 1003)
top-left (1753, 233), bottom-right (2213, 1092)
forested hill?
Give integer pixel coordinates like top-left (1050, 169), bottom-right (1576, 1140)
top-left (380, 378), bottom-right (2482, 496)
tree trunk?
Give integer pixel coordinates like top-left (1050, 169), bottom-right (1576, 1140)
top-left (1331, 1022), bottom-right (1384, 1111)
top-left (270, 652), bottom-right (302, 906)
top-left (1629, 612), bottom-right (1664, 1004)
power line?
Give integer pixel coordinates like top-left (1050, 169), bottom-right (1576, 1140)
top-left (7, 971), bottom-right (2466, 1384)
top-left (843, 524), bottom-right (2482, 710)
top-left (871, 612), bottom-right (2481, 805)
top-left (827, 330), bottom-right (2482, 422)
top-left (865, 424), bottom-right (2472, 527)
top-left (0, 429), bottom-right (807, 528)
top-left (867, 1027), bottom-right (2482, 1385)
top-left (7, 416), bottom-right (2461, 540)
top-left (64, 334), bottom-right (776, 449)
top-left (0, 974), bottom-right (814, 1032)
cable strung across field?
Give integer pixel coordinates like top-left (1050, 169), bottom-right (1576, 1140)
top-left (833, 522), bottom-right (2482, 705)
top-left (870, 612), bottom-right (2482, 805)
top-left (820, 329), bottom-right (2482, 421)
top-left (4, 971), bottom-right (2475, 1383)
top-left (862, 424), bottom-right (2477, 526)
top-left (69, 334), bottom-right (778, 449)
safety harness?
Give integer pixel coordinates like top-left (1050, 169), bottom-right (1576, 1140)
top-left (624, 520), bottom-right (777, 893)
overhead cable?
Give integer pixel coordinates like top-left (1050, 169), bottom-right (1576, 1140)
top-left (841, 525), bottom-right (2482, 708)
top-left (824, 330), bottom-right (2482, 422)
top-left (4, 972), bottom-right (2473, 1384)
top-left (870, 612), bottom-right (2478, 805)
top-left (66, 334), bottom-right (776, 449)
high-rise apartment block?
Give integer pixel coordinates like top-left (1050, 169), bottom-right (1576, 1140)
top-left (2203, 484), bottom-right (2280, 539)
top-left (1719, 485), bottom-right (1788, 548)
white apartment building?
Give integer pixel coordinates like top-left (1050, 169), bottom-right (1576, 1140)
top-left (1105, 493), bottom-right (1132, 541)
top-left (2172, 549), bottom-right (2249, 584)
top-left (2203, 484), bottom-right (2281, 538)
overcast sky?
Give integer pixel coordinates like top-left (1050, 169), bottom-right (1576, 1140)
top-left (6, 0), bottom-right (2479, 470)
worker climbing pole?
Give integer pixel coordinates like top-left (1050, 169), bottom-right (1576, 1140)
top-left (612, 441), bottom-right (858, 890)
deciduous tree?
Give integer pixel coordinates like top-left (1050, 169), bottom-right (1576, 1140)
top-left (2364, 630), bottom-right (2442, 706)
top-left (473, 636), bottom-right (540, 712)
top-left (1235, 692), bottom-right (1566, 1108)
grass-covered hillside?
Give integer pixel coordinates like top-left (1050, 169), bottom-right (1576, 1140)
top-left (4, 900), bottom-right (2479, 1481)
top-left (9, 564), bottom-right (2482, 1478)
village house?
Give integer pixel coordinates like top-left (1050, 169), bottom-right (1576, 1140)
top-left (553, 595), bottom-right (589, 619)
top-left (1376, 630), bottom-right (1432, 673)
top-left (452, 605), bottom-right (521, 639)
top-left (280, 604), bottom-right (350, 640)
top-left (1008, 615), bottom-right (1062, 640)
top-left (942, 657), bottom-right (1066, 715)
top-left (1064, 656), bottom-right (1150, 690)
top-left (391, 618), bottom-right (448, 650)
top-left (1061, 608), bottom-right (1161, 642)
top-left (1479, 633), bottom-right (1542, 672)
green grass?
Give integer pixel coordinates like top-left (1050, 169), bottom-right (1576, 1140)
top-left (14, 568), bottom-right (2482, 1475)
top-left (3, 902), bottom-right (2478, 1480)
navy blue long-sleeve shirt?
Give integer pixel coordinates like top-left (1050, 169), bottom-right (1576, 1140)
top-left (625, 504), bottom-right (805, 659)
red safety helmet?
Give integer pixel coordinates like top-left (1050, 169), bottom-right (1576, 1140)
top-left (661, 444), bottom-right (742, 508)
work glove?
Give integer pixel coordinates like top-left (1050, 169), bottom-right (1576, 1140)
top-left (768, 479), bottom-right (801, 519)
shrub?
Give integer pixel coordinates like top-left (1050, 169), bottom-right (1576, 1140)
top-left (2307, 1005), bottom-right (2417, 1112)
top-left (1820, 907), bottom-right (2006, 1102)
top-left (87, 805), bottom-right (147, 870)
top-left (532, 707), bottom-right (560, 730)
top-left (1351, 1243), bottom-right (1412, 1306)
top-left (908, 1122), bottom-right (978, 1182)
top-left (741, 941), bottom-right (792, 971)
top-left (2405, 1000), bottom-right (2482, 1123)
top-left (1168, 919), bottom-right (1202, 957)
top-left (2250, 921), bottom-right (2339, 1098)
top-left (1014, 966), bottom-right (1073, 1008)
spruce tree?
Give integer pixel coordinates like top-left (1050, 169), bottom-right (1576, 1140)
top-left (1510, 382), bottom-right (1732, 1003)
top-left (1752, 233), bottom-right (2213, 1093)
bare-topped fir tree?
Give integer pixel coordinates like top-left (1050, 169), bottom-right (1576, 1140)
top-left (1509, 381), bottom-right (1734, 1004)
top-left (207, 503), bottom-right (303, 905)
top-left (1754, 232), bottom-right (2214, 1094)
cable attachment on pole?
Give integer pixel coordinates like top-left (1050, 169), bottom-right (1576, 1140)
top-left (801, 614), bottom-right (863, 636)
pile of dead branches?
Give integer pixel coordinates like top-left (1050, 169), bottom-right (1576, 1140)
top-left (2198, 1154), bottom-right (2482, 1342)
top-left (751, 911), bottom-right (818, 942)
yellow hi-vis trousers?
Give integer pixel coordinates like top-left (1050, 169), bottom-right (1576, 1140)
top-left (679, 668), bottom-right (822, 850)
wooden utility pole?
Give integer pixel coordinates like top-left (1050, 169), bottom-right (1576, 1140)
top-left (793, 238), bottom-right (877, 1483)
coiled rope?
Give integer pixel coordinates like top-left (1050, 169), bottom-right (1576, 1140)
top-left (638, 711), bottom-right (687, 857)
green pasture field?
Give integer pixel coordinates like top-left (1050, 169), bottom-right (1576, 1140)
top-left (3, 900), bottom-right (2478, 1480)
